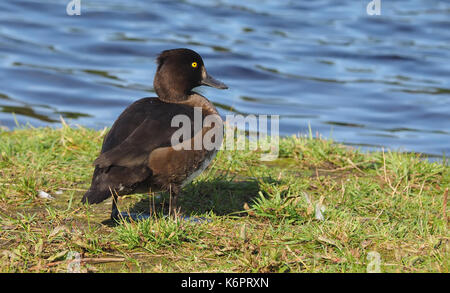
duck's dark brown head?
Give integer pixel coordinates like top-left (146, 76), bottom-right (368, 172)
top-left (153, 48), bottom-right (228, 102)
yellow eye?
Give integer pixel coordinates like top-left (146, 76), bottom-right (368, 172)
top-left (191, 62), bottom-right (197, 68)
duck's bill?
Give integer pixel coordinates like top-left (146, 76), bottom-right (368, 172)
top-left (201, 72), bottom-right (228, 89)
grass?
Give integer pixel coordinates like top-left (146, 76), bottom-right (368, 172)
top-left (0, 123), bottom-right (448, 272)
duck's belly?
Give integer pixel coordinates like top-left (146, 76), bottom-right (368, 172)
top-left (181, 149), bottom-right (218, 187)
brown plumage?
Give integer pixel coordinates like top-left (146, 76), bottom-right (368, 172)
top-left (82, 48), bottom-right (228, 220)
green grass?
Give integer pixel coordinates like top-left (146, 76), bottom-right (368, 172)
top-left (0, 124), bottom-right (448, 272)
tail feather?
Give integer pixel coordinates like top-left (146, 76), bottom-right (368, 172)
top-left (82, 165), bottom-right (151, 205)
top-left (81, 188), bottom-right (111, 204)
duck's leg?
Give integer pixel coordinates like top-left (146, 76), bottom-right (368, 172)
top-left (110, 193), bottom-right (151, 222)
top-left (169, 192), bottom-right (180, 218)
top-left (167, 185), bottom-right (210, 223)
top-left (168, 183), bottom-right (179, 218)
top-left (110, 193), bottom-right (120, 220)
top-left (111, 187), bottom-right (156, 222)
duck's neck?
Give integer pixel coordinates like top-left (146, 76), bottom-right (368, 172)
top-left (161, 92), bottom-right (219, 117)
top-left (153, 74), bottom-right (188, 103)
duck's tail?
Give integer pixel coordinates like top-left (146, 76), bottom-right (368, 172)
top-left (81, 188), bottom-right (111, 204)
top-left (81, 166), bottom-right (113, 204)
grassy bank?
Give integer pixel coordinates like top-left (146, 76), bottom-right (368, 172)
top-left (0, 124), bottom-right (448, 272)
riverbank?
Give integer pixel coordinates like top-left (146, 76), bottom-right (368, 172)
top-left (0, 125), bottom-right (448, 272)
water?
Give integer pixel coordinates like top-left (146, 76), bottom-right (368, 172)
top-left (0, 0), bottom-right (449, 157)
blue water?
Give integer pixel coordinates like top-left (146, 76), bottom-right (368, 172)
top-left (0, 0), bottom-right (449, 157)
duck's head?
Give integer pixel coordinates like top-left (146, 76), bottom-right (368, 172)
top-left (153, 48), bottom-right (228, 102)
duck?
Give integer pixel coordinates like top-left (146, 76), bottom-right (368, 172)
top-left (81, 48), bottom-right (228, 220)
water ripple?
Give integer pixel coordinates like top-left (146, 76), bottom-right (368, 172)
top-left (0, 0), bottom-right (448, 157)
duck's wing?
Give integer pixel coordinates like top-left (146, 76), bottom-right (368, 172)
top-left (93, 117), bottom-right (172, 169)
top-left (99, 97), bottom-right (157, 153)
